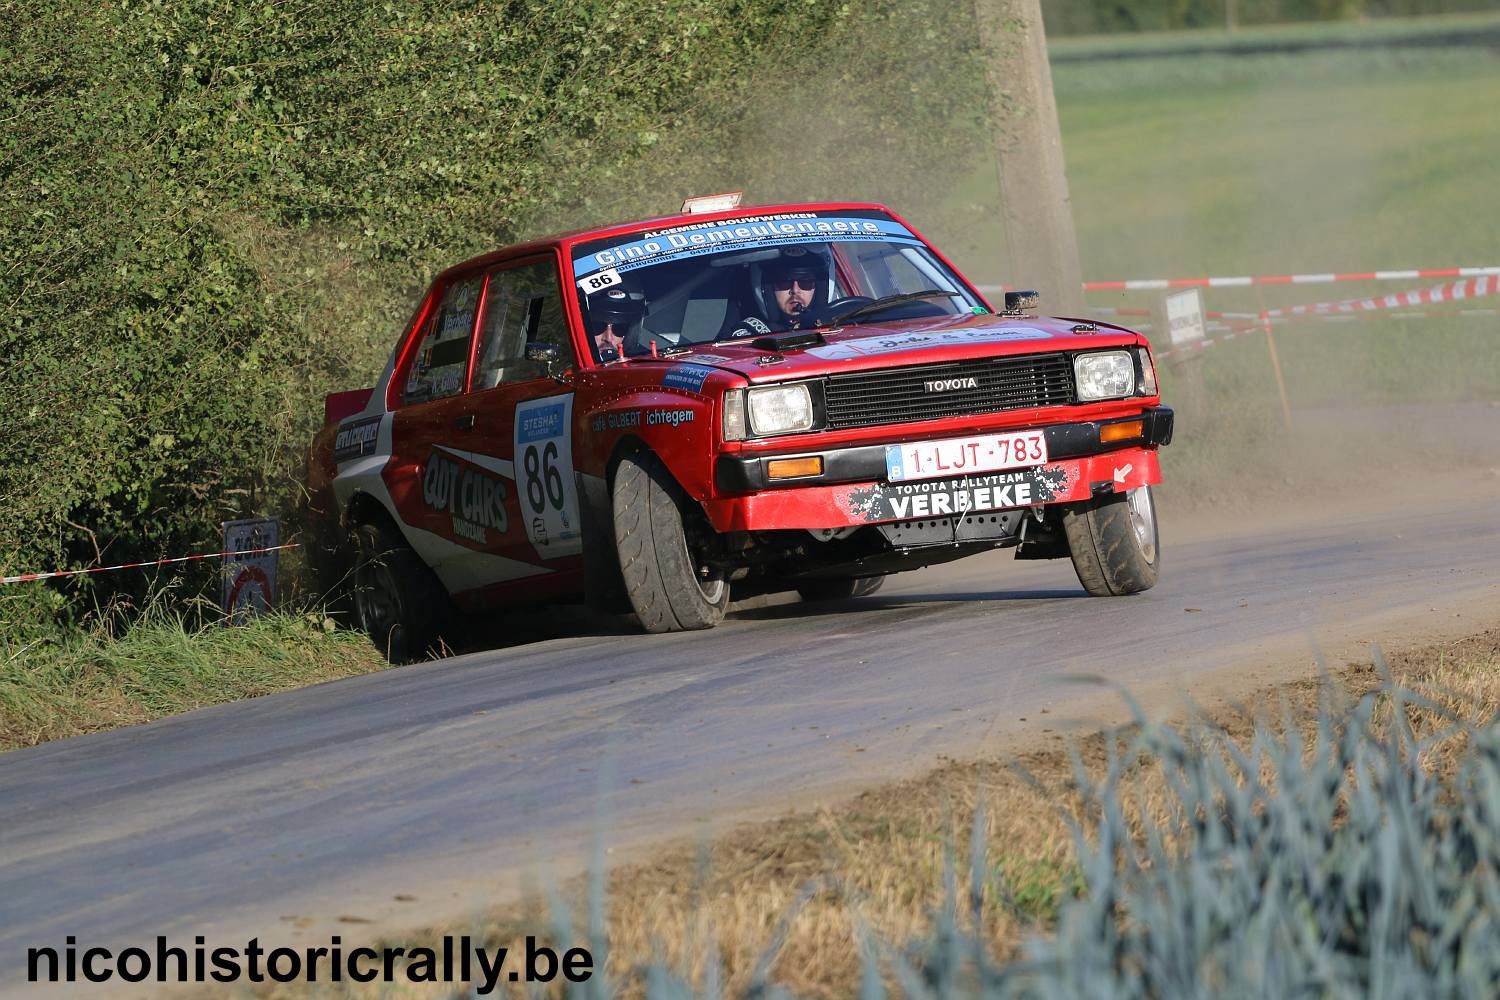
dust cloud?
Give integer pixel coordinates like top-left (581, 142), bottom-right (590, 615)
top-left (533, 12), bottom-right (1499, 526)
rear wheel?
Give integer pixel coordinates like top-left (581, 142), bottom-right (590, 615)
top-left (796, 576), bottom-right (887, 602)
top-left (351, 518), bottom-right (449, 662)
top-left (1062, 486), bottom-right (1160, 596)
top-left (613, 451), bottom-right (730, 633)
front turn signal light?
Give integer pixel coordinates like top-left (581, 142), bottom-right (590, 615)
top-left (766, 456), bottom-right (824, 480)
top-left (1100, 419), bottom-right (1144, 444)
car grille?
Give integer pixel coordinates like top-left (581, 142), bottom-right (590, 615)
top-left (822, 354), bottom-right (1075, 430)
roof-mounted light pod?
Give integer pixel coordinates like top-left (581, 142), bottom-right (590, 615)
top-left (681, 192), bottom-right (743, 215)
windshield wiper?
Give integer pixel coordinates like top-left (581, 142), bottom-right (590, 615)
top-left (830, 289), bottom-right (956, 325)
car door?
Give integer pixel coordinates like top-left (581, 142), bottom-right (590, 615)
top-left (382, 271), bottom-right (500, 593)
top-left (465, 255), bottom-right (586, 581)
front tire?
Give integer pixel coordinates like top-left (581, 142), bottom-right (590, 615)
top-left (613, 451), bottom-right (730, 633)
top-left (351, 518), bottom-right (449, 662)
top-left (1062, 486), bottom-right (1160, 596)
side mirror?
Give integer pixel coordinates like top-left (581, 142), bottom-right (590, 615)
top-left (525, 342), bottom-right (564, 377)
top-left (1003, 290), bottom-right (1040, 315)
top-left (525, 342), bottom-right (561, 364)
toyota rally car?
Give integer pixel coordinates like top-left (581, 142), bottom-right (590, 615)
top-left (305, 199), bottom-right (1173, 660)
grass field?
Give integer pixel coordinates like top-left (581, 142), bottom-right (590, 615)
top-left (926, 15), bottom-right (1500, 502)
top-left (946, 12), bottom-right (1500, 285)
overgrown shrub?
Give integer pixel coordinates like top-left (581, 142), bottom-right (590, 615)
top-left (0, 1), bottom-right (986, 622)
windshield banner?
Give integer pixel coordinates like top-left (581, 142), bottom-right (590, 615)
top-left (572, 211), bottom-right (924, 279)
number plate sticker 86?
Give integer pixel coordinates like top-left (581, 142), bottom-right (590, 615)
top-left (885, 430), bottom-right (1047, 484)
top-left (514, 395), bottom-right (583, 559)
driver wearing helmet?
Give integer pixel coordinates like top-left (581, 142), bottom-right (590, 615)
top-left (586, 284), bottom-right (645, 361)
top-left (728, 247), bottom-right (830, 338)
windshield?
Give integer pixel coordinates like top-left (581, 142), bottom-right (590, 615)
top-left (569, 209), bottom-right (982, 361)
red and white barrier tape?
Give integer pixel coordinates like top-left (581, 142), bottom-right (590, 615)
top-left (1094, 304), bottom-right (1500, 325)
top-left (975, 265), bottom-right (1500, 296)
top-left (1266, 273), bottom-right (1500, 318)
top-left (1083, 266), bottom-right (1500, 292)
top-left (1, 543), bottom-right (301, 586)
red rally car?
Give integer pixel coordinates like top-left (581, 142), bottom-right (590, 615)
top-left (305, 201), bottom-right (1173, 660)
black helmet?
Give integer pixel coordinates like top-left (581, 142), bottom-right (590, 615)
top-left (587, 285), bottom-right (646, 331)
top-left (755, 246), bottom-right (830, 326)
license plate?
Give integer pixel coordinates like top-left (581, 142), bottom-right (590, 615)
top-left (884, 430), bottom-right (1048, 483)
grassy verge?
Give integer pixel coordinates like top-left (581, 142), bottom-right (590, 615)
top-left (0, 611), bottom-right (387, 752)
top-left (282, 627), bottom-right (1500, 997)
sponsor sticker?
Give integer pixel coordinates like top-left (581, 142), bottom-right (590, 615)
top-left (838, 467), bottom-right (1074, 524)
top-left (513, 395), bottom-right (582, 559)
top-left (661, 364), bottom-right (715, 393)
top-left (573, 212), bottom-right (925, 280)
top-left (646, 408), bottom-right (695, 428)
top-left (589, 409), bottom-right (643, 433)
top-left (421, 447), bottom-right (510, 547)
top-left (333, 415), bottom-right (381, 464)
top-left (807, 325), bottom-right (1052, 361)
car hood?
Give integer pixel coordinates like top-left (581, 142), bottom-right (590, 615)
top-left (644, 313), bottom-right (1145, 383)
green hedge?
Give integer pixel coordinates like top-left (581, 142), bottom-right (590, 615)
top-left (0, 1), bottom-right (986, 623)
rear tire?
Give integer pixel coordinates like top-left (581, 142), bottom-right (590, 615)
top-left (351, 518), bottom-right (449, 662)
top-left (1062, 486), bottom-right (1160, 596)
top-left (613, 451), bottom-right (730, 633)
top-left (796, 576), bottom-right (886, 602)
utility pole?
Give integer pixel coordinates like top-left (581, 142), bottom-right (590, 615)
top-left (973, 0), bottom-right (1085, 315)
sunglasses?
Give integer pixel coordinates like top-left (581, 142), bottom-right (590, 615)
top-left (770, 277), bottom-right (818, 292)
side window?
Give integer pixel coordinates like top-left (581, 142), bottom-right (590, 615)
top-left (474, 259), bottom-right (572, 390)
top-left (402, 275), bottom-right (483, 406)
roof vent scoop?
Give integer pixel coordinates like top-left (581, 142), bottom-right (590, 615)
top-left (751, 330), bottom-right (826, 352)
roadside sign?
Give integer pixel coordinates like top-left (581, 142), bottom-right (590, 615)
top-left (222, 518), bottom-right (279, 622)
top-left (1164, 288), bottom-right (1207, 346)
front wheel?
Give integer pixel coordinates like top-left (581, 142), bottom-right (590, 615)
top-left (613, 451), bottom-right (730, 633)
top-left (1061, 486), bottom-right (1160, 596)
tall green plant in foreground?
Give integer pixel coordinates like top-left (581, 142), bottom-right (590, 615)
top-left (545, 672), bottom-right (1499, 996)
top-left (1003, 682), bottom-right (1500, 996)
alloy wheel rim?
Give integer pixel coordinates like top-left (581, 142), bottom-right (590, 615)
top-left (1127, 487), bottom-right (1158, 564)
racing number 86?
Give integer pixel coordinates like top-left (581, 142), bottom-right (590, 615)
top-left (523, 442), bottom-right (565, 514)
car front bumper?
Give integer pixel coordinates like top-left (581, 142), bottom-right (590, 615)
top-left (702, 407), bottom-right (1172, 532)
top-left (713, 407), bottom-right (1173, 493)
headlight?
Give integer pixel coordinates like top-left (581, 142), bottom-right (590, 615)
top-left (746, 383), bottom-right (814, 436)
top-left (1074, 351), bottom-right (1135, 400)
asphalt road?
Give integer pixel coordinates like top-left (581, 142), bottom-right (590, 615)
top-left (3, 481), bottom-right (1497, 994)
